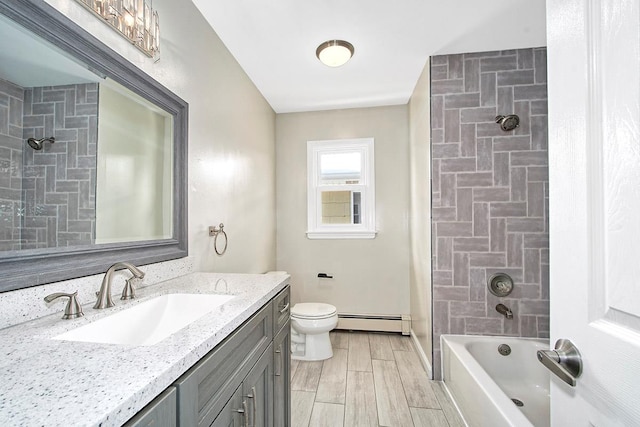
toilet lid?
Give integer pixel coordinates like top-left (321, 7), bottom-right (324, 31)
top-left (291, 303), bottom-right (337, 319)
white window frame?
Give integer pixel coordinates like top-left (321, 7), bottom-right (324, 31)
top-left (307, 138), bottom-right (376, 239)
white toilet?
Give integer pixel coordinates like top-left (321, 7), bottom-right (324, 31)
top-left (290, 302), bottom-right (338, 361)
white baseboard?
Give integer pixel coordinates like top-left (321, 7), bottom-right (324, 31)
top-left (410, 329), bottom-right (433, 379)
top-left (336, 313), bottom-right (411, 335)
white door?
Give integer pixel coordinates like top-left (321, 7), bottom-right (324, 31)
top-left (547, 0), bottom-right (640, 425)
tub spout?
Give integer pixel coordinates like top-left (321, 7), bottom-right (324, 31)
top-left (496, 304), bottom-right (513, 319)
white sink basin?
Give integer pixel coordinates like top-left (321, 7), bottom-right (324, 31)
top-left (53, 293), bottom-right (234, 346)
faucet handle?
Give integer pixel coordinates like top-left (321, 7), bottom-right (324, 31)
top-left (44, 291), bottom-right (84, 320)
top-left (121, 277), bottom-right (142, 300)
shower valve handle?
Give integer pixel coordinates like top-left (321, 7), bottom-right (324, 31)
top-left (537, 339), bottom-right (582, 387)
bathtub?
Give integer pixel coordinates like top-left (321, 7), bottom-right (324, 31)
top-left (441, 335), bottom-right (550, 427)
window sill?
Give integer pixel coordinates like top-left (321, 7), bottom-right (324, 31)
top-left (306, 230), bottom-right (377, 239)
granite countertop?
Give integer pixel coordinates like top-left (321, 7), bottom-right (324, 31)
top-left (0, 272), bottom-right (289, 427)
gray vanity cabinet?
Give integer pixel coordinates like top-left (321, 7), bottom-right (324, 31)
top-left (126, 285), bottom-right (290, 427)
top-left (210, 386), bottom-right (243, 427)
top-left (210, 346), bottom-right (273, 427)
top-left (123, 387), bottom-right (177, 427)
top-left (172, 285), bottom-right (290, 427)
top-left (174, 301), bottom-right (272, 427)
top-left (273, 320), bottom-right (291, 427)
top-left (272, 286), bottom-right (291, 427)
top-left (241, 344), bottom-right (273, 427)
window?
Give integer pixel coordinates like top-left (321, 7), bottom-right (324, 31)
top-left (307, 138), bottom-right (376, 239)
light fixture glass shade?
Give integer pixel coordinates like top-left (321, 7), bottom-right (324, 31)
top-left (316, 40), bottom-right (354, 67)
top-left (74, 0), bottom-right (160, 59)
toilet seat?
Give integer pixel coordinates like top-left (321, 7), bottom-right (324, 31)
top-left (291, 303), bottom-right (337, 320)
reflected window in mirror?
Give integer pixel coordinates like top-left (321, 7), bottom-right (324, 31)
top-left (96, 80), bottom-right (173, 244)
top-left (307, 138), bottom-right (376, 239)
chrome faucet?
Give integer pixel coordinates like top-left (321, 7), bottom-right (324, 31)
top-left (94, 262), bottom-right (145, 309)
top-left (496, 303), bottom-right (513, 319)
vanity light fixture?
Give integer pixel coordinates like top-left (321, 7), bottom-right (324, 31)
top-left (74, 0), bottom-right (160, 59)
top-left (316, 40), bottom-right (354, 67)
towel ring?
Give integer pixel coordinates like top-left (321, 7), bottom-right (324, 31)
top-left (209, 223), bottom-right (228, 255)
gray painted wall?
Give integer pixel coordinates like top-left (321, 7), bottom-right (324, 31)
top-left (430, 48), bottom-right (549, 378)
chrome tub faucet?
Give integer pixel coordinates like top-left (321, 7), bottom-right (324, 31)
top-left (94, 262), bottom-right (145, 309)
top-left (496, 303), bottom-right (513, 319)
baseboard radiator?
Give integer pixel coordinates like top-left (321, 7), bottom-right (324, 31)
top-left (336, 313), bottom-right (411, 335)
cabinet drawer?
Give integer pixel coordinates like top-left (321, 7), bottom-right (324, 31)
top-left (124, 387), bottom-right (176, 427)
top-left (174, 302), bottom-right (273, 427)
top-left (272, 286), bottom-right (290, 334)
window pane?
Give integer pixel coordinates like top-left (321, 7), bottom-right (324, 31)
top-left (321, 190), bottom-right (352, 224)
top-left (320, 190), bottom-right (363, 225)
top-left (319, 152), bottom-right (361, 184)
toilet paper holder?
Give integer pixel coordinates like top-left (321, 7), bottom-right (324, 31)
top-left (317, 273), bottom-right (333, 279)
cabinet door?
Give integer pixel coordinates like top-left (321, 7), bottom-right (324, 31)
top-left (174, 303), bottom-right (272, 427)
top-left (124, 387), bottom-right (176, 427)
top-left (211, 385), bottom-right (246, 427)
top-left (273, 321), bottom-right (291, 427)
top-left (242, 343), bottom-right (273, 427)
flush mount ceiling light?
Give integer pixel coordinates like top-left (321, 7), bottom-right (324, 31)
top-left (316, 40), bottom-right (355, 67)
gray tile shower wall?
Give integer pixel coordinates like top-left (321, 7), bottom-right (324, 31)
top-left (0, 79), bottom-right (24, 250)
top-left (430, 48), bottom-right (549, 379)
top-left (21, 83), bottom-right (98, 249)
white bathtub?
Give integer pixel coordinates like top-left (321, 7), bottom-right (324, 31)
top-left (441, 335), bottom-right (550, 427)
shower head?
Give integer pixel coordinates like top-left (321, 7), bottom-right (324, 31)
top-left (26, 137), bottom-right (55, 150)
top-left (495, 115), bottom-right (520, 132)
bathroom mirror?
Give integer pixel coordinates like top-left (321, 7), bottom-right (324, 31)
top-left (0, 0), bottom-right (188, 292)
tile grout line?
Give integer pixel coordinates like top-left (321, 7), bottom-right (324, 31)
top-left (370, 355), bottom-right (381, 427)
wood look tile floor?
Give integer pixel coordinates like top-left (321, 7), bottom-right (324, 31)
top-left (291, 331), bottom-right (465, 427)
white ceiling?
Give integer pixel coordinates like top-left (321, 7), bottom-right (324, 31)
top-left (191, 0), bottom-right (547, 113)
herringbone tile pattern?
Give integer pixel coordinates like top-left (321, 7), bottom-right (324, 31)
top-left (0, 78), bottom-right (24, 251)
top-left (430, 49), bottom-right (549, 378)
top-left (21, 83), bottom-right (98, 249)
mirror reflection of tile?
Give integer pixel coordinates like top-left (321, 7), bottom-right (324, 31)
top-left (0, 80), bottom-right (98, 250)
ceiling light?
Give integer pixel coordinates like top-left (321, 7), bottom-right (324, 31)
top-left (316, 40), bottom-right (354, 67)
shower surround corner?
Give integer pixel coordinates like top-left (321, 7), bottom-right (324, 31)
top-left (430, 48), bottom-right (549, 379)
